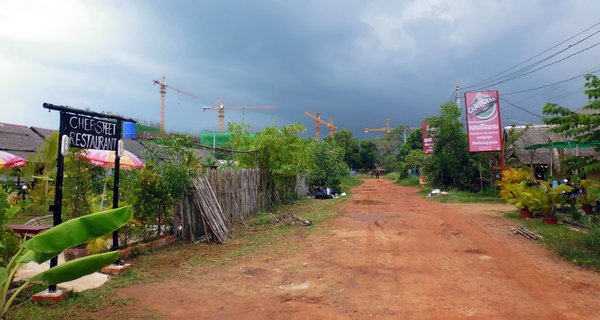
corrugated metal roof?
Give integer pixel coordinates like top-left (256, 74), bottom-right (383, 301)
top-left (0, 122), bottom-right (44, 159)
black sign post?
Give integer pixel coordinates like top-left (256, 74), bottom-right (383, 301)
top-left (112, 119), bottom-right (122, 253)
top-left (43, 103), bottom-right (135, 292)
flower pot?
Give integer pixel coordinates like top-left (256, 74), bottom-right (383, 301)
top-left (582, 204), bottom-right (594, 215)
top-left (543, 217), bottom-right (558, 225)
top-left (520, 209), bottom-right (533, 219)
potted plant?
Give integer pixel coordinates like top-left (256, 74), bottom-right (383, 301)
top-left (579, 179), bottom-right (600, 215)
top-left (497, 168), bottom-right (536, 218)
top-left (530, 181), bottom-right (573, 224)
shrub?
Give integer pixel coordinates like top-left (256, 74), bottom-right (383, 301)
top-left (0, 229), bottom-right (20, 267)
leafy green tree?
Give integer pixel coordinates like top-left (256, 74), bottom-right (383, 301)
top-left (62, 151), bottom-right (94, 220)
top-left (424, 102), bottom-right (478, 189)
top-left (400, 149), bottom-right (430, 178)
top-left (372, 126), bottom-right (409, 172)
top-left (331, 129), bottom-right (360, 169)
top-left (308, 141), bottom-right (349, 191)
top-left (229, 123), bottom-right (312, 205)
top-left (359, 140), bottom-right (377, 170)
top-left (396, 129), bottom-right (425, 179)
top-left (131, 134), bottom-right (200, 238)
top-left (543, 74), bottom-right (600, 173)
top-left (398, 128), bottom-right (424, 161)
top-left (129, 164), bottom-right (167, 239)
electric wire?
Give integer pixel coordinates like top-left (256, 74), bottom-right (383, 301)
top-left (503, 67), bottom-right (600, 95)
top-left (463, 21), bottom-right (600, 89)
top-left (471, 40), bottom-right (600, 89)
top-left (467, 31), bottom-right (600, 89)
top-left (500, 97), bottom-right (545, 118)
top-left (448, 89), bottom-right (457, 102)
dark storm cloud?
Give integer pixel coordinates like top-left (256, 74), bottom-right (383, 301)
top-left (2, 0), bottom-right (599, 137)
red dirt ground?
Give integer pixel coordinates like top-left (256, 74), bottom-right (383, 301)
top-left (96, 179), bottom-right (600, 319)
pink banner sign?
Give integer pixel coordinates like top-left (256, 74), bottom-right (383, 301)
top-left (464, 90), bottom-right (502, 152)
top-left (421, 121), bottom-right (434, 154)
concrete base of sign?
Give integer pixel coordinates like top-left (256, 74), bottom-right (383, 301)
top-left (101, 263), bottom-right (131, 275)
top-left (32, 289), bottom-right (69, 303)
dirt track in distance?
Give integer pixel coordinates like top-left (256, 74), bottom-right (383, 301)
top-left (97, 178), bottom-right (600, 319)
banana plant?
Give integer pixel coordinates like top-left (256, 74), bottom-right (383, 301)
top-left (530, 182), bottom-right (574, 217)
top-left (0, 206), bottom-right (132, 318)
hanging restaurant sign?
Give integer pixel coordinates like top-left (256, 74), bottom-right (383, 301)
top-left (60, 113), bottom-right (119, 150)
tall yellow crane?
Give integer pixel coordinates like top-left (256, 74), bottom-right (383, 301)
top-left (202, 98), bottom-right (276, 132)
top-left (152, 76), bottom-right (200, 134)
top-left (363, 117), bottom-right (391, 134)
top-left (304, 111), bottom-right (337, 141)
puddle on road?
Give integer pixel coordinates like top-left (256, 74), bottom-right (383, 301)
top-left (352, 214), bottom-right (388, 223)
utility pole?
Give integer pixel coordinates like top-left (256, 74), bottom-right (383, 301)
top-left (455, 80), bottom-right (461, 108)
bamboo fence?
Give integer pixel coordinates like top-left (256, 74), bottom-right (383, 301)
top-left (175, 168), bottom-right (309, 243)
top-left (175, 168), bottom-right (266, 243)
top-left (203, 168), bottom-right (265, 222)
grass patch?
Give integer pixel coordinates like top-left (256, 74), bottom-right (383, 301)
top-left (340, 175), bottom-right (362, 193)
top-left (396, 175), bottom-right (421, 186)
top-left (384, 172), bottom-right (399, 181)
top-left (504, 211), bottom-right (600, 271)
top-left (419, 188), bottom-right (502, 204)
top-left (7, 286), bottom-right (126, 320)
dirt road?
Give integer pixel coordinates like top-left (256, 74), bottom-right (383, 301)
top-left (101, 179), bottom-right (600, 319)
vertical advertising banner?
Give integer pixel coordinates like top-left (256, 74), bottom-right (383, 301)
top-left (421, 121), bottom-right (434, 154)
top-left (464, 90), bottom-right (502, 152)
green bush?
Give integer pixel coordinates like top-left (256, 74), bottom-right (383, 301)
top-left (0, 229), bottom-right (21, 267)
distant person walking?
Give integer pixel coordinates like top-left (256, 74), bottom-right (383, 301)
top-left (372, 169), bottom-right (380, 179)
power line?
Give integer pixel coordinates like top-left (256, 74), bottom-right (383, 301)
top-left (503, 67), bottom-right (600, 95)
top-left (464, 21), bottom-right (600, 89)
top-left (469, 30), bottom-right (600, 89)
top-left (500, 97), bottom-right (545, 118)
top-left (448, 89), bottom-right (456, 102)
top-left (472, 40), bottom-right (600, 89)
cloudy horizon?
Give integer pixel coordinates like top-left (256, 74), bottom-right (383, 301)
top-left (1, 0), bottom-right (598, 138)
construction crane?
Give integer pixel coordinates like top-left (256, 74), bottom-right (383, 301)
top-left (152, 76), bottom-right (200, 134)
top-left (363, 117), bottom-right (391, 134)
top-left (304, 111), bottom-right (337, 141)
top-left (202, 98), bottom-right (276, 132)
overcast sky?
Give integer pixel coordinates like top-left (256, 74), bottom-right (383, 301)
top-left (1, 0), bottom-right (599, 139)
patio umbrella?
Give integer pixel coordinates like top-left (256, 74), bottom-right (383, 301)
top-left (84, 149), bottom-right (145, 170)
top-left (83, 149), bottom-right (144, 210)
top-left (0, 150), bottom-right (26, 169)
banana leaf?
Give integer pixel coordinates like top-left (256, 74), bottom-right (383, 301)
top-left (20, 250), bottom-right (61, 264)
top-left (30, 251), bottom-right (118, 285)
top-left (21, 207), bottom-right (132, 263)
top-left (0, 267), bottom-right (6, 287)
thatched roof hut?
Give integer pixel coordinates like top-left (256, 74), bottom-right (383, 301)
top-left (510, 125), bottom-right (598, 166)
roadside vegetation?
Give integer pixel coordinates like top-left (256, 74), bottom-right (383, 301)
top-left (2, 74), bottom-right (598, 318)
top-left (8, 176), bottom-right (359, 320)
top-left (505, 211), bottom-right (600, 271)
